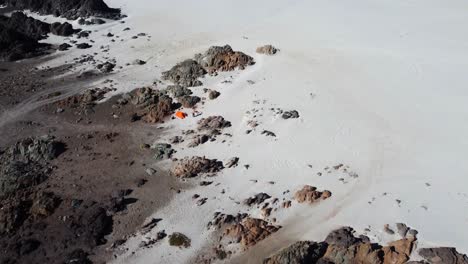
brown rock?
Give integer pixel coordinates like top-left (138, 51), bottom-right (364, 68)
top-left (256, 45), bottom-right (279, 55)
top-left (195, 45), bottom-right (255, 73)
top-left (224, 217), bottom-right (280, 249)
top-left (294, 185), bottom-right (332, 204)
top-left (171, 156), bottom-right (223, 178)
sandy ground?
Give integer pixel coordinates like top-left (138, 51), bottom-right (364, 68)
top-left (0, 59), bottom-right (182, 263)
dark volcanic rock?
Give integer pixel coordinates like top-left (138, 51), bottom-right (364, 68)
top-left (50, 22), bottom-right (76, 36)
top-left (324, 226), bottom-right (360, 247)
top-left (161, 59), bottom-right (206, 87)
top-left (244, 193), bottom-right (271, 206)
top-left (197, 116), bottom-right (232, 131)
top-left (166, 85), bottom-right (193, 97)
top-left (0, 160), bottom-right (49, 197)
top-left (58, 43), bottom-right (72, 51)
top-left (195, 44), bottom-right (255, 73)
top-left (0, 23), bottom-right (48, 61)
top-left (263, 241), bottom-right (328, 264)
top-left (282, 110), bottom-right (300, 119)
top-left (178, 95), bottom-right (201, 108)
top-left (76, 42), bottom-right (92, 49)
top-left (123, 87), bottom-right (176, 123)
top-left (0, 136), bottom-right (65, 197)
top-left (171, 156), bottom-right (224, 178)
top-left (1, 0), bottom-right (122, 20)
top-left (419, 247), bottom-right (468, 264)
top-left (0, 12), bottom-right (50, 40)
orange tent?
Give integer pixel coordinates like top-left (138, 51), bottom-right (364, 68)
top-left (175, 111), bottom-right (187, 119)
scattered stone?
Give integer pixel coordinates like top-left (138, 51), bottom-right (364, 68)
top-left (151, 143), bottom-right (174, 160)
top-left (76, 43), bottom-right (92, 49)
top-left (208, 90), bottom-right (220, 100)
top-left (197, 116), bottom-right (231, 131)
top-left (282, 110), bottom-right (300, 119)
top-left (261, 130), bottom-right (276, 137)
top-left (197, 198), bottom-right (208, 206)
top-left (168, 232), bottom-right (191, 248)
top-left (225, 157), bottom-right (239, 168)
top-left (256, 45), bottom-right (279, 55)
top-left (199, 181), bottom-right (213, 186)
top-left (133, 59), bottom-right (146, 65)
top-left (96, 61), bottom-right (115, 73)
top-left (294, 185), bottom-right (332, 204)
top-left (384, 224), bottom-right (395, 235)
top-left (171, 156), bottom-right (224, 178)
top-left (58, 43), bottom-right (72, 51)
top-left (244, 193), bottom-right (271, 206)
top-left (140, 218), bottom-right (162, 234)
top-left (188, 134), bottom-right (210, 148)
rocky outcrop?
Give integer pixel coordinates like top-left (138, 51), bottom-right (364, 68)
top-left (1, 0), bottom-right (122, 20)
top-left (195, 45), bottom-right (255, 73)
top-left (0, 23), bottom-right (48, 61)
top-left (161, 59), bottom-right (206, 87)
top-left (0, 136), bottom-right (65, 197)
top-left (0, 12), bottom-right (50, 40)
top-left (168, 232), bottom-right (191, 248)
top-left (57, 87), bottom-right (113, 109)
top-left (224, 217), bottom-right (280, 249)
top-left (294, 185), bottom-right (332, 204)
top-left (197, 116), bottom-right (232, 131)
top-left (264, 226), bottom-right (418, 264)
top-left (162, 45), bottom-right (254, 87)
top-left (244, 193), bottom-right (271, 206)
top-left (282, 110), bottom-right (300, 119)
top-left (419, 247), bottom-right (468, 264)
top-left (264, 241), bottom-right (328, 264)
top-left (171, 156), bottom-right (224, 178)
top-left (178, 95), bottom-right (201, 108)
top-left (151, 143), bottom-right (174, 160)
top-left (0, 12), bottom-right (80, 61)
top-left (122, 87), bottom-right (176, 123)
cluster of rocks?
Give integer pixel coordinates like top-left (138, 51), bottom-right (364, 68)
top-left (162, 45), bottom-right (255, 87)
top-left (263, 226), bottom-right (468, 264)
top-left (162, 59), bottom-right (206, 87)
top-left (0, 12), bottom-right (80, 61)
top-left (0, 0), bottom-right (122, 20)
top-left (294, 185), bottom-right (332, 204)
top-left (170, 156), bottom-right (224, 178)
top-left (119, 87), bottom-right (176, 123)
